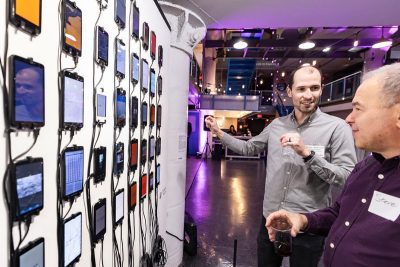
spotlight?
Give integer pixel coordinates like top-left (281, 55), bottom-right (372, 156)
top-left (298, 40), bottom-right (315, 50)
top-left (372, 27), bottom-right (392, 49)
top-left (312, 60), bottom-right (317, 66)
top-left (322, 46), bottom-right (331, 53)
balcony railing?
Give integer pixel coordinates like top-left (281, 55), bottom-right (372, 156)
top-left (320, 72), bottom-right (361, 105)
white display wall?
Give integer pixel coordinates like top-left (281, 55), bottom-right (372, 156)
top-left (0, 0), bottom-right (171, 266)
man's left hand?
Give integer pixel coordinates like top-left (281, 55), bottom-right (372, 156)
top-left (280, 133), bottom-right (311, 158)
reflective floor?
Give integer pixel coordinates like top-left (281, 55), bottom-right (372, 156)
top-left (182, 157), bottom-right (266, 267)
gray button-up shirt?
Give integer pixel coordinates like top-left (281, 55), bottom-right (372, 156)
top-left (220, 108), bottom-right (357, 217)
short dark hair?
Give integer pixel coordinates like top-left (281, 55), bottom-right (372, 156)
top-left (287, 65), bottom-right (322, 89)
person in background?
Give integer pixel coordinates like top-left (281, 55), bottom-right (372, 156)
top-left (246, 128), bottom-right (252, 137)
top-left (267, 62), bottom-right (400, 267)
top-left (228, 124), bottom-right (237, 135)
top-left (205, 65), bottom-right (357, 267)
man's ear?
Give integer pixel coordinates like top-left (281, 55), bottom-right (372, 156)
top-left (286, 87), bottom-right (293, 98)
top-left (395, 104), bottom-right (400, 129)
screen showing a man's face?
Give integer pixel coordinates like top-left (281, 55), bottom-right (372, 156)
top-left (14, 59), bottom-right (44, 123)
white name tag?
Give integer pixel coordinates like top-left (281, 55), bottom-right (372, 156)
top-left (368, 190), bottom-right (400, 222)
top-left (306, 145), bottom-right (325, 158)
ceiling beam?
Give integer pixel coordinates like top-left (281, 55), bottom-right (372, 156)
top-left (219, 50), bottom-right (363, 59)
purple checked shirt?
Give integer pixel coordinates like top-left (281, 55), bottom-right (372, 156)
top-left (304, 153), bottom-right (400, 267)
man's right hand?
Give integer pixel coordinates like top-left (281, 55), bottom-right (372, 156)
top-left (265, 209), bottom-right (308, 241)
top-left (205, 116), bottom-right (224, 138)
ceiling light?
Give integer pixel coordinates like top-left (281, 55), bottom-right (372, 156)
top-left (322, 46), bottom-right (331, 53)
top-left (302, 63), bottom-right (311, 67)
top-left (242, 84), bottom-right (245, 89)
top-left (233, 39), bottom-right (248, 49)
top-left (312, 60), bottom-right (317, 66)
top-left (281, 72), bottom-right (285, 77)
top-left (298, 40), bottom-right (315, 50)
top-left (229, 87), bottom-right (232, 91)
top-left (260, 79), bottom-right (264, 84)
top-left (353, 39), bottom-right (359, 47)
top-left (372, 27), bottom-right (392, 49)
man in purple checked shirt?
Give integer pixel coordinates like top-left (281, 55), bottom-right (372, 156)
top-left (266, 62), bottom-right (400, 266)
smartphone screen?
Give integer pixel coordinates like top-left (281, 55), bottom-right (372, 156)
top-left (114, 189), bottom-right (124, 225)
top-left (156, 164), bottom-right (160, 186)
top-left (115, 0), bottom-right (126, 29)
top-left (157, 76), bottom-right (162, 95)
top-left (63, 71), bottom-right (84, 129)
top-left (132, 5), bottom-right (140, 39)
top-left (151, 31), bottom-right (156, 59)
top-left (142, 22), bottom-right (149, 50)
top-left (116, 39), bottom-right (126, 79)
top-left (157, 105), bottom-right (162, 128)
top-left (158, 45), bottom-right (163, 67)
top-left (63, 0), bottom-right (82, 56)
top-left (149, 137), bottom-right (155, 160)
top-left (93, 199), bottom-right (106, 242)
top-left (131, 96), bottom-right (138, 128)
top-left (141, 59), bottom-right (149, 91)
top-left (12, 0), bottom-right (41, 34)
top-left (150, 104), bottom-right (155, 126)
top-left (131, 54), bottom-right (139, 84)
top-left (141, 139), bottom-right (147, 165)
top-left (11, 55), bottom-right (45, 127)
top-left (150, 69), bottom-right (156, 96)
top-left (94, 147), bottom-right (106, 183)
top-left (17, 238), bottom-right (44, 267)
top-left (149, 172), bottom-right (154, 192)
top-left (63, 213), bottom-right (82, 267)
top-left (116, 89), bottom-right (126, 127)
top-left (140, 174), bottom-right (147, 199)
top-left (130, 139), bottom-right (138, 171)
top-left (141, 102), bottom-right (147, 127)
top-left (129, 182), bottom-right (137, 210)
top-left (114, 142), bottom-right (124, 175)
top-left (96, 93), bottom-right (106, 122)
top-left (97, 26), bottom-right (108, 66)
top-left (63, 147), bottom-right (84, 199)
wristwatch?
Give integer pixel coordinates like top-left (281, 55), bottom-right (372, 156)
top-left (303, 150), bottom-right (315, 162)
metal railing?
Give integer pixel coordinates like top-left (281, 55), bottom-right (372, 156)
top-left (320, 71), bottom-right (361, 105)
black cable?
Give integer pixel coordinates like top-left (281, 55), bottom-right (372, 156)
top-left (166, 230), bottom-right (184, 242)
top-left (185, 152), bottom-right (207, 200)
top-left (101, 239), bottom-right (105, 267)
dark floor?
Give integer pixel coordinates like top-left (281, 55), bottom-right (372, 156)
top-left (181, 157), bottom-right (266, 267)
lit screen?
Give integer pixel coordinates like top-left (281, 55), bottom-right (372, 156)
top-left (97, 28), bottom-right (108, 63)
top-left (142, 103), bottom-right (147, 125)
top-left (150, 137), bottom-right (155, 159)
top-left (64, 75), bottom-right (84, 125)
top-left (150, 70), bottom-right (156, 95)
top-left (132, 7), bottom-right (139, 38)
top-left (149, 172), bottom-right (154, 191)
top-left (156, 164), bottom-right (160, 185)
top-left (15, 0), bottom-right (40, 26)
top-left (116, 41), bottom-right (126, 76)
top-left (116, 0), bottom-right (126, 27)
top-left (131, 97), bottom-right (138, 127)
top-left (116, 92), bottom-right (126, 125)
top-left (19, 239), bottom-right (44, 267)
top-left (115, 143), bottom-right (124, 174)
top-left (64, 214), bottom-right (82, 267)
top-left (64, 149), bottom-right (84, 197)
top-left (13, 58), bottom-right (44, 124)
top-left (64, 1), bottom-right (82, 52)
top-left (15, 161), bottom-right (43, 218)
top-left (141, 175), bottom-right (147, 198)
top-left (115, 190), bottom-right (124, 223)
top-left (97, 94), bottom-right (106, 118)
top-left (151, 32), bottom-right (156, 58)
top-left (130, 141), bottom-right (138, 167)
top-left (130, 183), bottom-right (137, 209)
top-left (132, 55), bottom-right (139, 83)
top-left (141, 140), bottom-right (147, 164)
top-left (95, 203), bottom-right (106, 236)
top-left (142, 60), bottom-right (149, 90)
top-left (150, 105), bottom-right (155, 125)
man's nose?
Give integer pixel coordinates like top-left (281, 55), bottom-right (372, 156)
top-left (303, 89), bottom-right (312, 98)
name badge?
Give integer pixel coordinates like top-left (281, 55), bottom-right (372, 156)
top-left (306, 145), bottom-right (325, 158)
top-left (368, 190), bottom-right (400, 222)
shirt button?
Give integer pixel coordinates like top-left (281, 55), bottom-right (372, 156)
top-left (378, 174), bottom-right (384, 179)
top-left (361, 198), bottom-right (367, 203)
top-left (286, 171), bottom-right (290, 174)
top-left (281, 202), bottom-right (284, 205)
top-left (345, 221), bottom-right (350, 226)
top-left (283, 187), bottom-right (287, 190)
top-left (330, 243), bottom-right (335, 249)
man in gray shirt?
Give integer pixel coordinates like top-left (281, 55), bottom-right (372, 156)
top-left (205, 66), bottom-right (357, 267)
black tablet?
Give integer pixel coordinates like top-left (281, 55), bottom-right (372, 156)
top-left (130, 96), bottom-right (138, 128)
top-left (62, 0), bottom-right (82, 57)
top-left (131, 53), bottom-right (139, 84)
top-left (61, 71), bottom-right (84, 130)
top-left (115, 39), bottom-right (126, 79)
top-left (63, 212), bottom-right (82, 267)
top-left (114, 0), bottom-right (126, 29)
top-left (94, 146), bottom-right (106, 183)
top-left (141, 139), bottom-right (147, 165)
top-left (114, 189), bottom-right (124, 226)
top-left (10, 55), bottom-right (45, 128)
top-left (131, 5), bottom-right (139, 39)
top-left (129, 182), bottom-right (137, 211)
top-left (12, 157), bottom-right (44, 220)
top-left (93, 198), bottom-right (106, 243)
top-left (158, 45), bottom-right (163, 67)
top-left (10, 0), bottom-right (42, 35)
top-left (116, 88), bottom-right (126, 127)
top-left (63, 146), bottom-right (84, 199)
top-left (114, 142), bottom-right (124, 175)
top-left (16, 237), bottom-right (45, 267)
top-left (130, 139), bottom-right (138, 171)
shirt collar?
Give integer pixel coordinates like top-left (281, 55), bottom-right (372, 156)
top-left (290, 107), bottom-right (321, 126)
top-left (372, 152), bottom-right (400, 165)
